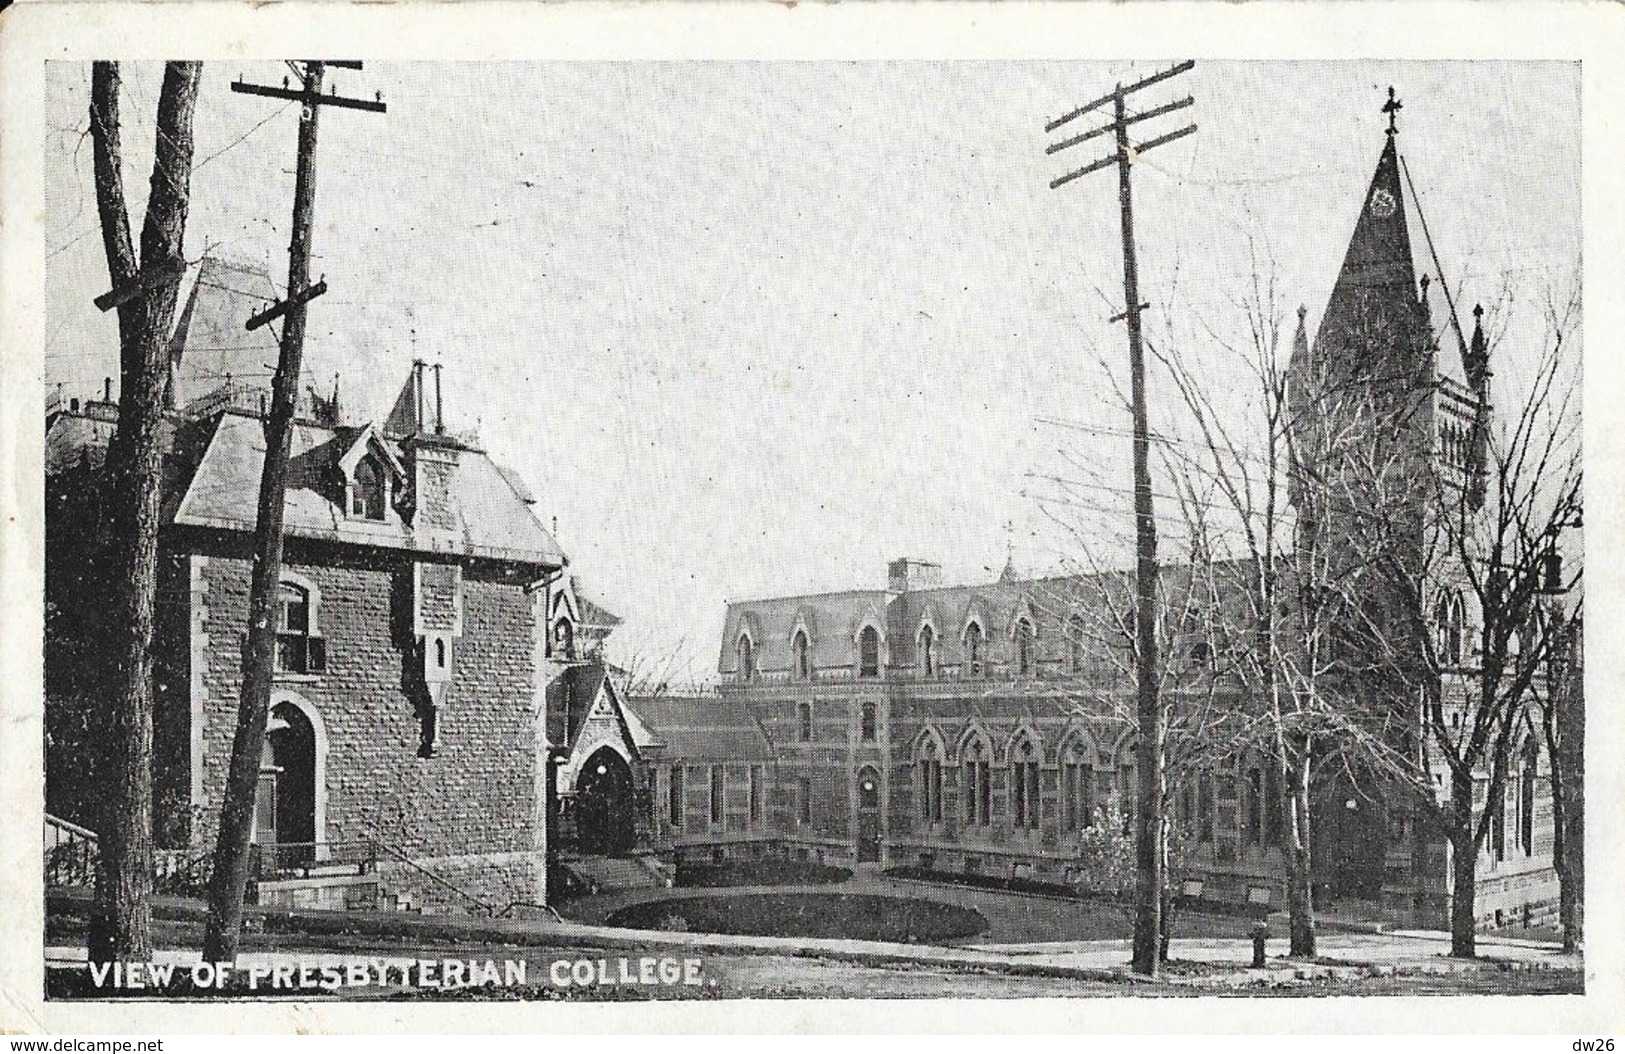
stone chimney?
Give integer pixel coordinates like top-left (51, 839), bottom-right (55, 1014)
top-left (888, 558), bottom-right (943, 593)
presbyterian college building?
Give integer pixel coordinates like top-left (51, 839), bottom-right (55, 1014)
top-left (570, 113), bottom-right (1570, 932)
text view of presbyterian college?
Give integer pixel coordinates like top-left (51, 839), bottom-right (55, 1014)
top-left (38, 59), bottom-right (1583, 1001)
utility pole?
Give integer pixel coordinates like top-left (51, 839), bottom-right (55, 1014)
top-left (1044, 60), bottom-right (1196, 978)
top-left (203, 60), bottom-right (384, 964)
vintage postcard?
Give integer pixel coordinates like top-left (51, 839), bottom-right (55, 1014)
top-left (1, 0), bottom-right (1621, 1036)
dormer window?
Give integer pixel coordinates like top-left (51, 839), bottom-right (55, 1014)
top-left (738, 634), bottom-right (755, 681)
top-left (554, 618), bottom-right (576, 660)
top-left (1016, 618), bottom-right (1035, 676)
top-left (964, 622), bottom-right (984, 675)
top-left (858, 626), bottom-right (881, 678)
top-left (351, 455), bottom-right (386, 520)
top-left (793, 630), bottom-right (810, 680)
top-left (919, 624), bottom-right (935, 678)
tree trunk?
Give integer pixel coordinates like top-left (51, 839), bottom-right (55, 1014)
top-left (85, 60), bottom-right (202, 967)
top-left (1448, 779), bottom-right (1478, 958)
top-left (1283, 741), bottom-right (1316, 958)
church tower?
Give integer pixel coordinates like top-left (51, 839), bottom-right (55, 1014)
top-left (1288, 88), bottom-right (1491, 548)
top-left (1285, 89), bottom-right (1495, 911)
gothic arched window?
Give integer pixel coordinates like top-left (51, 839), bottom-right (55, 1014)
top-left (1016, 618), bottom-right (1035, 676)
top-left (858, 626), bottom-right (881, 678)
top-left (1068, 615), bottom-right (1086, 673)
top-left (916, 734), bottom-right (943, 824)
top-left (737, 634), bottom-right (755, 681)
top-left (350, 455), bottom-right (386, 521)
top-left (793, 630), bottom-right (810, 680)
top-left (964, 621), bottom-right (984, 676)
top-left (962, 735), bottom-right (991, 827)
top-left (919, 624), bottom-right (935, 678)
top-left (1010, 735), bottom-right (1041, 829)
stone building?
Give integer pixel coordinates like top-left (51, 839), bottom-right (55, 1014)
top-left (577, 107), bottom-right (1573, 932)
top-left (45, 259), bottom-right (573, 912)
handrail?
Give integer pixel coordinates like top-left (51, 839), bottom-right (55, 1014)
top-left (497, 901), bottom-right (564, 924)
top-left (364, 833), bottom-right (498, 916)
top-left (46, 813), bottom-right (100, 841)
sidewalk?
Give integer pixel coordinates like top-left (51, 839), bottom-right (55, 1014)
top-left (48, 887), bottom-right (1579, 992)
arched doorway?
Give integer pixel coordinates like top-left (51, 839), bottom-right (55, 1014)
top-left (856, 765), bottom-right (882, 864)
top-left (257, 701), bottom-right (317, 870)
top-left (575, 747), bottom-right (635, 856)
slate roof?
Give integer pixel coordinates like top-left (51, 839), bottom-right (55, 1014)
top-left (165, 410), bottom-right (564, 568)
top-left (546, 663), bottom-right (610, 753)
top-left (718, 560), bottom-right (1264, 680)
top-left (46, 401), bottom-right (565, 571)
top-left (620, 695), bottom-right (776, 761)
top-left (1313, 132), bottom-right (1472, 390)
top-left (165, 256), bottom-right (315, 411)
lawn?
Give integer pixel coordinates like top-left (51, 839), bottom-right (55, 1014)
top-left (605, 892), bottom-right (988, 943)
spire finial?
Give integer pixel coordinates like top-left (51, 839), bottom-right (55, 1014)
top-left (1297, 304), bottom-right (1308, 324)
top-left (1382, 86), bottom-right (1403, 136)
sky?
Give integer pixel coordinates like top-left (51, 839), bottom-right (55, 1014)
top-left (43, 60), bottom-right (1581, 684)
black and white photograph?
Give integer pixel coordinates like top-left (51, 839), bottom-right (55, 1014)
top-left (2, 3), bottom-right (1620, 1035)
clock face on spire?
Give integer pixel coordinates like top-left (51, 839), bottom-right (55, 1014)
top-left (1369, 186), bottom-right (1398, 218)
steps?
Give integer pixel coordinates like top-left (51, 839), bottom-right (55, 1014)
top-left (563, 854), bottom-right (670, 893)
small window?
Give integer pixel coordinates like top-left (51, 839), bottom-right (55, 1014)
top-left (1063, 752), bottom-right (1094, 830)
top-left (860, 701), bottom-right (878, 742)
top-left (798, 777), bottom-right (812, 825)
top-left (275, 581), bottom-right (325, 674)
top-left (737, 634), bottom-right (755, 681)
top-left (553, 619), bottom-right (575, 660)
top-left (350, 454), bottom-right (386, 521)
top-left (965, 622), bottom-right (984, 675)
top-left (749, 765), bottom-right (764, 824)
top-left (1520, 743), bottom-right (1537, 856)
top-left (919, 624), bottom-right (935, 678)
top-left (1011, 740), bottom-right (1040, 829)
top-left (1016, 619), bottom-right (1035, 676)
top-left (859, 626), bottom-right (881, 678)
top-left (917, 739), bottom-right (943, 824)
top-left (668, 766), bottom-right (684, 829)
top-left (793, 630), bottom-right (810, 680)
top-left (434, 637), bottom-right (447, 669)
top-left (710, 765), bottom-right (725, 827)
top-left (1245, 768), bottom-right (1264, 846)
top-left (1068, 615), bottom-right (1086, 673)
top-left (797, 701), bottom-right (813, 742)
top-left (1264, 762), bottom-right (1283, 846)
top-left (963, 739), bottom-right (991, 826)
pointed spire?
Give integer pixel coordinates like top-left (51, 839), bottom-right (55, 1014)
top-left (1312, 126), bottom-right (1430, 384)
top-left (1465, 303), bottom-right (1491, 393)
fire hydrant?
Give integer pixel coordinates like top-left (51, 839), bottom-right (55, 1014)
top-left (1250, 922), bottom-right (1270, 968)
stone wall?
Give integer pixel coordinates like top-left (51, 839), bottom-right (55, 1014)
top-left (184, 540), bottom-right (542, 873)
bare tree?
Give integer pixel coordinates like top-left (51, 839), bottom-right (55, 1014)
top-left (1534, 592), bottom-right (1583, 953)
top-left (86, 60), bottom-right (203, 965)
top-left (1330, 284), bottom-right (1581, 958)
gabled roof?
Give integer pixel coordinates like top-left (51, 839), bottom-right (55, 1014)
top-left (547, 663), bottom-right (637, 756)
